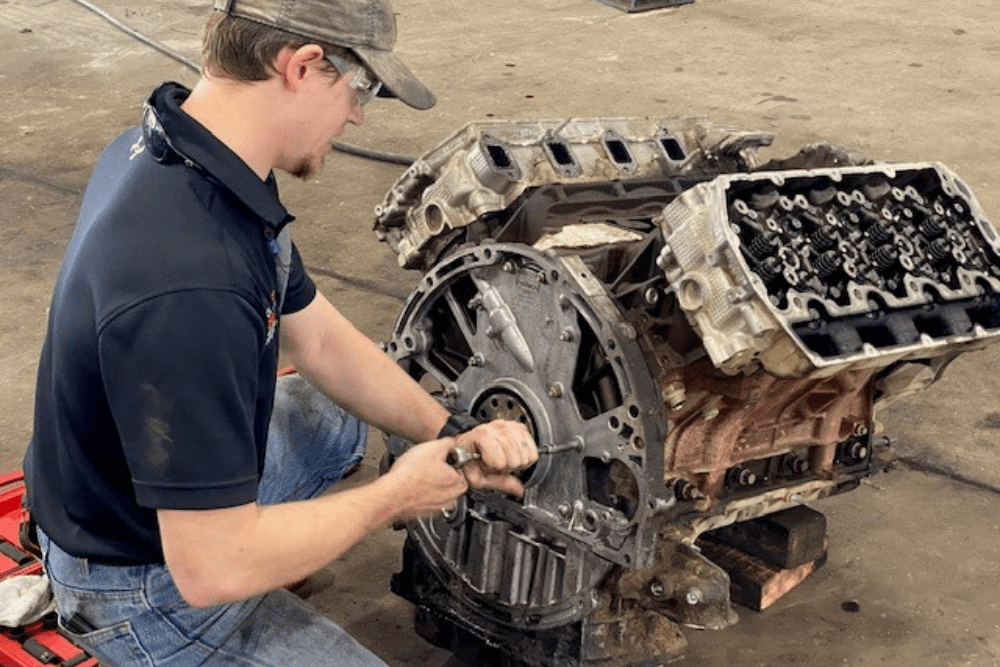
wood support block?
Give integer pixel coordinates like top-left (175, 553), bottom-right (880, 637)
top-left (700, 505), bottom-right (827, 569)
top-left (697, 537), bottom-right (827, 611)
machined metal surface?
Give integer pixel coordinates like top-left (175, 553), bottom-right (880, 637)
top-left (373, 118), bottom-right (775, 271)
top-left (377, 117), bottom-right (1000, 666)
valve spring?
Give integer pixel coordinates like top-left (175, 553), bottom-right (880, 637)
top-left (927, 237), bottom-right (952, 264)
top-left (872, 245), bottom-right (898, 271)
top-left (867, 220), bottom-right (894, 245)
top-left (815, 251), bottom-right (842, 279)
top-left (810, 225), bottom-right (839, 250)
top-left (919, 216), bottom-right (947, 239)
top-left (747, 233), bottom-right (774, 261)
top-left (758, 257), bottom-right (783, 285)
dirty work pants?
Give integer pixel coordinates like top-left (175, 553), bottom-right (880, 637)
top-left (39, 374), bottom-right (388, 667)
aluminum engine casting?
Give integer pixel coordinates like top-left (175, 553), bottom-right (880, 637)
top-left (374, 118), bottom-right (1000, 666)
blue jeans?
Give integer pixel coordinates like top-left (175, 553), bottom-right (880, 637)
top-left (40, 374), bottom-right (386, 667)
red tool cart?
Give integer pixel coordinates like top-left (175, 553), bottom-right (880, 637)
top-left (0, 471), bottom-right (96, 667)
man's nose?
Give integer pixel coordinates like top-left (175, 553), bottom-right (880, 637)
top-left (349, 100), bottom-right (365, 126)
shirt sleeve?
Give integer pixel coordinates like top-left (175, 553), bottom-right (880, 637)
top-left (282, 242), bottom-right (316, 315)
top-left (97, 289), bottom-right (265, 510)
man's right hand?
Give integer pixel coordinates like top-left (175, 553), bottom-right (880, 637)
top-left (384, 437), bottom-right (469, 518)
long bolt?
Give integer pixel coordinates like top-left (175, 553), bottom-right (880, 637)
top-left (449, 438), bottom-right (583, 469)
top-left (538, 438), bottom-right (584, 455)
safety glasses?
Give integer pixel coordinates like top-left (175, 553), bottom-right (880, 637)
top-left (324, 51), bottom-right (382, 106)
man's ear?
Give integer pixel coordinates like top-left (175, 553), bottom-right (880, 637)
top-left (276, 44), bottom-right (326, 91)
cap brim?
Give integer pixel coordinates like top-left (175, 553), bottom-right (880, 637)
top-left (353, 47), bottom-right (436, 110)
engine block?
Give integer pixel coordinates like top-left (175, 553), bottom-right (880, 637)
top-left (374, 118), bottom-right (1000, 666)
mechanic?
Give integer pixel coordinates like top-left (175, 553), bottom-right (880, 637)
top-left (21, 0), bottom-right (537, 665)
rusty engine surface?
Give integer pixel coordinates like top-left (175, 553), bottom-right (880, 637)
top-left (373, 118), bottom-right (1000, 666)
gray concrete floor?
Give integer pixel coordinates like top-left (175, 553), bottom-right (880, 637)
top-left (0, 0), bottom-right (998, 665)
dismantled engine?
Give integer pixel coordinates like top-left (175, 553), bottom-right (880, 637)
top-left (373, 118), bottom-right (1000, 666)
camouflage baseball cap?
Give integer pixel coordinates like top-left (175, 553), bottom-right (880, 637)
top-left (213, 0), bottom-right (436, 109)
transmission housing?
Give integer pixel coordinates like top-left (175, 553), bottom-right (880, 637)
top-left (373, 118), bottom-right (1000, 666)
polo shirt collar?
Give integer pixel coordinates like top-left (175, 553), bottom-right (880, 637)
top-left (142, 82), bottom-right (293, 232)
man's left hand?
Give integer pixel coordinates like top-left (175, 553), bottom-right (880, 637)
top-left (452, 420), bottom-right (537, 497)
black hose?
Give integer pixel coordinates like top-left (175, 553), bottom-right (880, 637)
top-left (66, 0), bottom-right (417, 166)
top-left (68, 0), bottom-right (201, 72)
top-left (330, 141), bottom-right (414, 166)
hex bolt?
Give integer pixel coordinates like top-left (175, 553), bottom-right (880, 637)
top-left (674, 479), bottom-right (706, 501)
top-left (502, 260), bottom-right (517, 274)
top-left (850, 442), bottom-right (869, 460)
top-left (649, 579), bottom-right (665, 598)
top-left (665, 382), bottom-right (686, 411)
top-left (789, 456), bottom-right (810, 474)
top-left (728, 466), bottom-right (756, 487)
top-left (548, 383), bottom-right (565, 398)
top-left (468, 354), bottom-right (484, 367)
top-left (558, 328), bottom-right (575, 342)
top-left (685, 588), bottom-right (703, 606)
top-left (557, 503), bottom-right (572, 518)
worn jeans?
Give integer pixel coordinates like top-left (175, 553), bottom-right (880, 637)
top-left (39, 374), bottom-right (388, 667)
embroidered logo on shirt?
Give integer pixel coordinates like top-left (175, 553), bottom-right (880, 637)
top-left (264, 290), bottom-right (278, 346)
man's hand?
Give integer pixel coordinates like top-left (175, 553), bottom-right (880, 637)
top-left (451, 420), bottom-right (538, 497)
top-left (385, 437), bottom-right (470, 517)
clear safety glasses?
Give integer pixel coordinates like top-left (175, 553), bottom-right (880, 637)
top-left (324, 51), bottom-right (382, 107)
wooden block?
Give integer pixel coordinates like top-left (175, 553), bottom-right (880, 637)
top-left (701, 505), bottom-right (827, 569)
top-left (697, 538), bottom-right (827, 612)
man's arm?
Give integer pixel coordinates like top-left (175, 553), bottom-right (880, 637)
top-left (281, 292), bottom-right (538, 477)
top-left (159, 436), bottom-right (466, 607)
top-left (280, 290), bottom-right (449, 444)
top-left (159, 291), bottom-right (537, 607)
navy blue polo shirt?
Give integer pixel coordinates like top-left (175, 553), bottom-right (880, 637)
top-left (23, 82), bottom-right (317, 564)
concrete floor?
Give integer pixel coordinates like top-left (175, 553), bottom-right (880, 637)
top-left (0, 0), bottom-right (998, 664)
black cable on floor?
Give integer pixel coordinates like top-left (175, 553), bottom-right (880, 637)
top-left (69, 0), bottom-right (201, 72)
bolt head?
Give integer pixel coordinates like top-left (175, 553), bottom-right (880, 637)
top-left (685, 588), bottom-right (703, 606)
